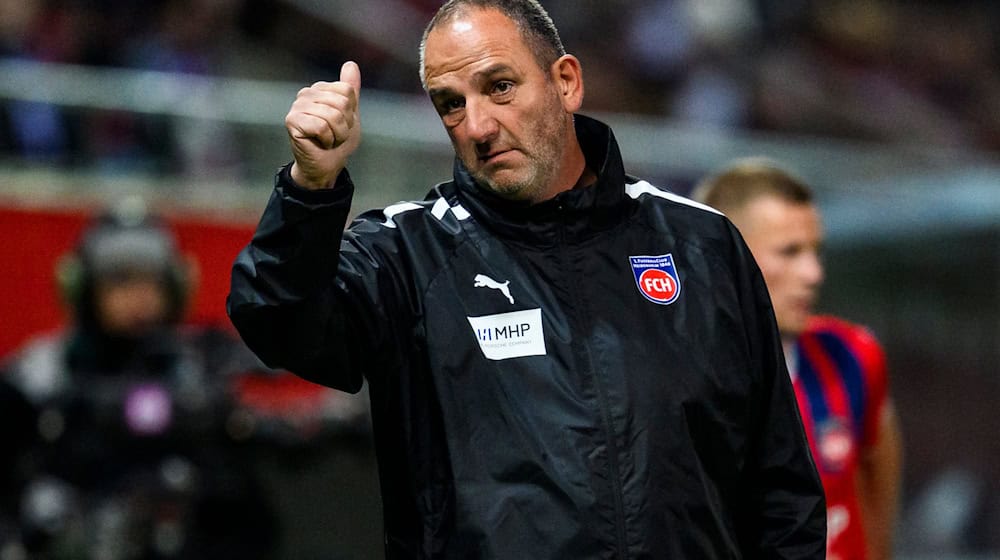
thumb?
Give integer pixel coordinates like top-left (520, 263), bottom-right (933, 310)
top-left (340, 60), bottom-right (361, 102)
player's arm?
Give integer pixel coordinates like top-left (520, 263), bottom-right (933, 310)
top-left (857, 400), bottom-right (903, 560)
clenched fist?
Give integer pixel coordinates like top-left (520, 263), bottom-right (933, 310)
top-left (286, 61), bottom-right (362, 190)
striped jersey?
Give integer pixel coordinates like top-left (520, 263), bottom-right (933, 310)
top-left (789, 315), bottom-right (889, 560)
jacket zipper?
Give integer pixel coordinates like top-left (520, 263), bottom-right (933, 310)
top-left (558, 217), bottom-right (629, 559)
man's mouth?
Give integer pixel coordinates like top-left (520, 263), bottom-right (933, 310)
top-left (794, 295), bottom-right (816, 313)
top-left (479, 149), bottom-right (512, 163)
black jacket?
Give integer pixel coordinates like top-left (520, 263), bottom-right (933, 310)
top-left (228, 116), bottom-right (826, 559)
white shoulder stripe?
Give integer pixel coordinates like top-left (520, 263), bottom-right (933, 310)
top-left (383, 197), bottom-right (471, 228)
top-left (626, 180), bottom-right (723, 215)
top-left (430, 196), bottom-right (471, 221)
top-left (452, 204), bottom-right (471, 220)
top-left (381, 202), bottom-right (423, 228)
top-left (431, 197), bottom-right (450, 220)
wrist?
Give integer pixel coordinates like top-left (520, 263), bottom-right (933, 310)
top-left (290, 162), bottom-right (343, 190)
top-left (277, 164), bottom-right (354, 204)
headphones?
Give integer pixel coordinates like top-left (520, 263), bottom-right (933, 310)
top-left (56, 198), bottom-right (194, 324)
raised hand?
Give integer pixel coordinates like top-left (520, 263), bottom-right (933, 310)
top-left (286, 61), bottom-right (362, 190)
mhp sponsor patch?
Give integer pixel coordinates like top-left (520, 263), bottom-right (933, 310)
top-left (630, 254), bottom-right (681, 305)
top-left (467, 308), bottom-right (546, 360)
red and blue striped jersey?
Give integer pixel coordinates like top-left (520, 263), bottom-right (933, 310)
top-left (790, 315), bottom-right (889, 560)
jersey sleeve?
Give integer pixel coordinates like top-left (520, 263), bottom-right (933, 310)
top-left (850, 323), bottom-right (889, 448)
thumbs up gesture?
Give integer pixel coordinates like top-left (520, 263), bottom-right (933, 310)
top-left (286, 61), bottom-right (362, 190)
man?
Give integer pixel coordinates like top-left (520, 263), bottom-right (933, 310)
top-left (228, 1), bottom-right (826, 557)
top-left (692, 158), bottom-right (903, 560)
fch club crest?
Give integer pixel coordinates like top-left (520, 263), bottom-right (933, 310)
top-left (629, 254), bottom-right (681, 305)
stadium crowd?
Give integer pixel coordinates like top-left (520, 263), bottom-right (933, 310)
top-left (1, 0), bottom-right (1000, 176)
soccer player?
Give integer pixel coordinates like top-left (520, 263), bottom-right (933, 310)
top-left (693, 158), bottom-right (904, 560)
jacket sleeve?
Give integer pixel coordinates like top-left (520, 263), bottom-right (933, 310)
top-left (727, 224), bottom-right (827, 558)
top-left (226, 165), bottom-right (405, 393)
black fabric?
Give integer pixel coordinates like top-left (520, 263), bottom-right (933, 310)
top-left (228, 114), bottom-right (826, 559)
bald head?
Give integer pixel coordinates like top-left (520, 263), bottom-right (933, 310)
top-left (419, 0), bottom-right (565, 88)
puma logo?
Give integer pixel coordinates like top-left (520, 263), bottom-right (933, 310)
top-left (474, 274), bottom-right (514, 304)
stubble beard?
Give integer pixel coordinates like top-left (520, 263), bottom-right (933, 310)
top-left (469, 95), bottom-right (569, 203)
top-left (473, 145), bottom-right (559, 202)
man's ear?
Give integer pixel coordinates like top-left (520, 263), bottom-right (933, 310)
top-left (551, 55), bottom-right (584, 112)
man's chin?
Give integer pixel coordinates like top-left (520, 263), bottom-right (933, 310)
top-left (779, 318), bottom-right (810, 339)
top-left (475, 172), bottom-right (531, 200)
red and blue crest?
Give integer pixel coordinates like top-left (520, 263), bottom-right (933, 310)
top-left (630, 254), bottom-right (681, 305)
top-left (817, 418), bottom-right (855, 472)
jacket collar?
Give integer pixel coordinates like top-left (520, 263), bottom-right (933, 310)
top-left (450, 115), bottom-right (633, 246)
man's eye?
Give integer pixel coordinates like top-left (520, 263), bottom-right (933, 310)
top-left (492, 81), bottom-right (514, 96)
top-left (438, 98), bottom-right (464, 114)
top-left (779, 245), bottom-right (801, 258)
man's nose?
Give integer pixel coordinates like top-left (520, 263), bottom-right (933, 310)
top-left (464, 99), bottom-right (499, 144)
top-left (801, 251), bottom-right (824, 287)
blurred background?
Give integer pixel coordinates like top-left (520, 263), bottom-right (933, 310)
top-left (0, 0), bottom-right (997, 558)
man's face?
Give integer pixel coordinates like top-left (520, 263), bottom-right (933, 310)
top-left (422, 8), bottom-right (571, 202)
top-left (94, 273), bottom-right (169, 337)
top-left (735, 196), bottom-right (825, 338)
